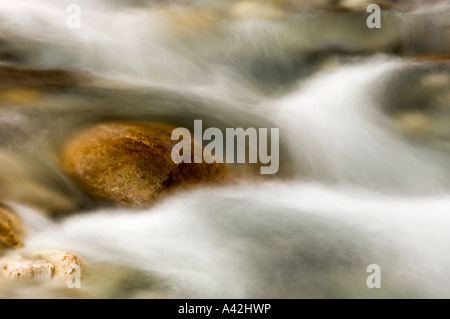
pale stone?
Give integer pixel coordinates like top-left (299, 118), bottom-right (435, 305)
top-left (0, 249), bottom-right (85, 281)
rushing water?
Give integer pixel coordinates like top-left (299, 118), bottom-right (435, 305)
top-left (0, 0), bottom-right (449, 298)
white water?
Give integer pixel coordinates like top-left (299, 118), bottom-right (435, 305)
top-left (5, 183), bottom-right (449, 298)
top-left (0, 0), bottom-right (449, 298)
top-left (277, 59), bottom-right (450, 190)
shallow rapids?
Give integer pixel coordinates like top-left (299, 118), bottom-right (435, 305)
top-left (0, 0), bottom-right (449, 298)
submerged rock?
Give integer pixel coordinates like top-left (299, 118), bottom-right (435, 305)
top-left (60, 122), bottom-right (228, 206)
top-left (228, 1), bottom-right (285, 20)
top-left (0, 152), bottom-right (79, 214)
top-left (0, 206), bottom-right (24, 251)
top-left (381, 65), bottom-right (450, 141)
top-left (0, 66), bottom-right (86, 106)
top-left (0, 66), bottom-right (82, 90)
top-left (0, 88), bottom-right (42, 103)
top-left (160, 6), bottom-right (219, 29)
top-left (411, 53), bottom-right (450, 62)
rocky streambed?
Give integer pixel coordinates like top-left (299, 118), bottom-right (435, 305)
top-left (0, 0), bottom-right (449, 298)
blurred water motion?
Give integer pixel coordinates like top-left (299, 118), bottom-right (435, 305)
top-left (0, 0), bottom-right (449, 298)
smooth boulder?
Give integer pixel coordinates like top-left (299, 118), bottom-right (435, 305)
top-left (60, 121), bottom-right (227, 206)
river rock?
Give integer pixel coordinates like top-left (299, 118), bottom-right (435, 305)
top-left (0, 249), bottom-right (85, 280)
top-left (60, 122), bottom-right (228, 206)
top-left (1, 259), bottom-right (54, 280)
top-left (40, 249), bottom-right (85, 280)
top-left (0, 206), bottom-right (24, 251)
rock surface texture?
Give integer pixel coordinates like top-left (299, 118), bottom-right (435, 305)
top-left (0, 206), bottom-right (24, 251)
top-left (0, 249), bottom-right (85, 281)
top-left (60, 122), bottom-right (228, 206)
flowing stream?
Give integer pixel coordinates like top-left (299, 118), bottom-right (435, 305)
top-left (0, 0), bottom-right (449, 298)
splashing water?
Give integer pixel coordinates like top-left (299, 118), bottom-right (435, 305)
top-left (0, 0), bottom-right (449, 298)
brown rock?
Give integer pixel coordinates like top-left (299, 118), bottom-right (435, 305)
top-left (60, 122), bottom-right (227, 206)
top-left (0, 205), bottom-right (24, 250)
